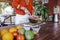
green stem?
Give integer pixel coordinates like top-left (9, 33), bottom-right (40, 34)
top-left (27, 39), bottom-right (33, 40)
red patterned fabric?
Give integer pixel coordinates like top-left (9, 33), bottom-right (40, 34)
top-left (12, 0), bottom-right (34, 15)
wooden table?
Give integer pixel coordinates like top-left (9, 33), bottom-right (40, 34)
top-left (34, 21), bottom-right (60, 40)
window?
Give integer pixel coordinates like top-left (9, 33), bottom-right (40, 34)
top-left (44, 0), bottom-right (49, 3)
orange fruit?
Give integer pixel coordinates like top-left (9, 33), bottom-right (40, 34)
top-left (12, 31), bottom-right (18, 37)
top-left (9, 27), bottom-right (17, 33)
top-left (16, 34), bottom-right (25, 40)
top-left (2, 32), bottom-right (14, 40)
top-left (1, 29), bottom-right (9, 36)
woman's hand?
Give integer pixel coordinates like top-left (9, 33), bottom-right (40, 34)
top-left (21, 7), bottom-right (26, 11)
top-left (29, 15), bottom-right (39, 20)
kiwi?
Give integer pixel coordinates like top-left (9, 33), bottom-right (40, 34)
top-left (29, 19), bottom-right (38, 23)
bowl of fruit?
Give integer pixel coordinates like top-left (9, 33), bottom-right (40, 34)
top-left (29, 15), bottom-right (38, 23)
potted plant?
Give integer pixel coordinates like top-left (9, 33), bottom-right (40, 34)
top-left (35, 0), bottom-right (49, 22)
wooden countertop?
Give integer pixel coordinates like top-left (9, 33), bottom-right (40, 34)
top-left (34, 21), bottom-right (60, 40)
top-left (0, 21), bottom-right (60, 40)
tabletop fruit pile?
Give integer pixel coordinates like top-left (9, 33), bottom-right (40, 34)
top-left (0, 25), bottom-right (38, 40)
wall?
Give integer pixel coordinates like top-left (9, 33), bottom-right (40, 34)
top-left (57, 0), bottom-right (60, 17)
top-left (0, 0), bottom-right (12, 4)
top-left (46, 0), bottom-right (57, 16)
top-left (0, 0), bottom-right (57, 16)
top-left (57, 0), bottom-right (60, 6)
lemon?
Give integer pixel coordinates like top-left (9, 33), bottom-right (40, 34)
top-left (9, 27), bottom-right (17, 33)
top-left (16, 25), bottom-right (24, 29)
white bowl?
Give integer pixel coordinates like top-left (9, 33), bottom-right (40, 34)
top-left (32, 25), bottom-right (41, 33)
top-left (23, 24), bottom-right (30, 30)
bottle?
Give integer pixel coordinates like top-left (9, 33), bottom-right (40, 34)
top-left (53, 6), bottom-right (59, 23)
top-left (54, 13), bottom-right (58, 23)
top-left (53, 13), bottom-right (58, 23)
